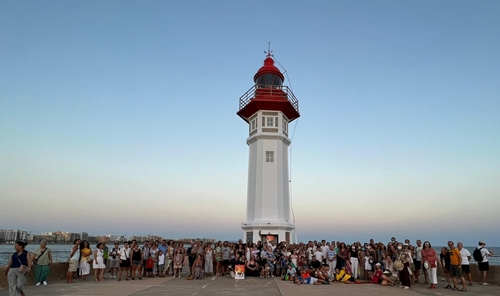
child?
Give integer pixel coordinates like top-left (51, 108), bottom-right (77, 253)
top-left (283, 264), bottom-right (296, 281)
top-left (262, 262), bottom-right (270, 278)
top-left (174, 248), bottom-right (184, 278)
top-left (146, 255), bottom-right (155, 277)
top-left (157, 250), bottom-right (165, 277)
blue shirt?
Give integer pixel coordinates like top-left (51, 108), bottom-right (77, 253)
top-left (11, 250), bottom-right (28, 268)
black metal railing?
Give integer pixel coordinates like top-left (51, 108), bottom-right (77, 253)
top-left (238, 85), bottom-right (299, 114)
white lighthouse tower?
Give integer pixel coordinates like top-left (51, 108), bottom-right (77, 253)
top-left (237, 52), bottom-right (300, 244)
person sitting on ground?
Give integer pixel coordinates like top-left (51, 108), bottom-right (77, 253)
top-left (192, 254), bottom-right (204, 280)
top-left (245, 255), bottom-right (260, 277)
top-left (381, 256), bottom-right (398, 286)
top-left (369, 263), bottom-right (383, 284)
top-left (283, 263), bottom-right (296, 281)
top-left (229, 254), bottom-right (243, 278)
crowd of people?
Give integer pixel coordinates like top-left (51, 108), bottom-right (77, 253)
top-left (3, 237), bottom-right (495, 296)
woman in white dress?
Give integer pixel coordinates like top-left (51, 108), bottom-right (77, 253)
top-left (93, 243), bottom-right (106, 281)
top-left (204, 243), bottom-right (214, 276)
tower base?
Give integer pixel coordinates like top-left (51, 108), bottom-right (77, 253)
top-left (242, 221), bottom-right (295, 244)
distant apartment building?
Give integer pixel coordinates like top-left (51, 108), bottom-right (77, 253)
top-left (0, 229), bottom-right (28, 243)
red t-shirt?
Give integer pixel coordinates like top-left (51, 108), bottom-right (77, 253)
top-left (146, 258), bottom-right (154, 269)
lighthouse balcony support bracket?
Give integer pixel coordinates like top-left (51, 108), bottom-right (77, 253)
top-left (238, 85), bottom-right (299, 116)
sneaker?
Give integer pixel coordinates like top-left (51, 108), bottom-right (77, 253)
top-left (36, 282), bottom-right (41, 286)
top-left (482, 283), bottom-right (489, 286)
top-left (43, 281), bottom-right (47, 285)
top-left (173, 275), bottom-right (176, 278)
top-left (404, 286), bottom-right (409, 289)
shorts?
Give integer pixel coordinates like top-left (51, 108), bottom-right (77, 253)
top-left (388, 275), bottom-right (398, 282)
top-left (146, 268), bottom-right (153, 272)
top-left (142, 259), bottom-right (147, 266)
top-left (109, 259), bottom-right (120, 268)
top-left (478, 261), bottom-right (489, 271)
top-left (222, 260), bottom-right (230, 266)
top-left (68, 259), bottom-right (79, 272)
top-left (461, 265), bottom-right (470, 274)
top-left (306, 277), bottom-right (317, 285)
top-left (449, 265), bottom-right (462, 277)
top-left (132, 260), bottom-right (142, 266)
top-left (414, 260), bottom-right (421, 270)
top-left (158, 264), bottom-right (165, 272)
top-left (120, 260), bottom-right (130, 268)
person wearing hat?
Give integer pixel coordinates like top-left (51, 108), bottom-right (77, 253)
top-left (477, 240), bottom-right (494, 286)
top-left (33, 240), bottom-right (53, 286)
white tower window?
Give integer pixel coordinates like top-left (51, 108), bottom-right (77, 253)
top-left (267, 117), bottom-right (274, 127)
top-left (262, 116), bottom-right (266, 127)
top-left (266, 151), bottom-right (274, 162)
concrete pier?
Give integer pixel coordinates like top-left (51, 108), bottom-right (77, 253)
top-left (1, 264), bottom-right (499, 296)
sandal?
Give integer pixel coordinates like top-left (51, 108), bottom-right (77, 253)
top-left (460, 288), bottom-right (467, 292)
top-left (445, 285), bottom-right (452, 289)
top-left (451, 287), bottom-right (458, 291)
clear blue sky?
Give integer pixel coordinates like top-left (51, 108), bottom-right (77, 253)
top-left (1, 1), bottom-right (499, 246)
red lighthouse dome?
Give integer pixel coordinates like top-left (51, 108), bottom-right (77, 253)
top-left (253, 57), bottom-right (285, 87)
top-left (237, 55), bottom-right (300, 123)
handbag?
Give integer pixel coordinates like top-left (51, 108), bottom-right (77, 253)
top-left (17, 257), bottom-right (29, 277)
top-left (393, 260), bottom-right (404, 271)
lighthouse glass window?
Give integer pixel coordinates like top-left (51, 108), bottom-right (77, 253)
top-left (266, 151), bottom-right (274, 163)
top-left (267, 117), bottom-right (273, 127)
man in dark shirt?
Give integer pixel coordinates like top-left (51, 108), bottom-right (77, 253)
top-left (311, 256), bottom-right (322, 269)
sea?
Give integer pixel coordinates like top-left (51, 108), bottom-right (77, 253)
top-left (1, 244), bottom-right (499, 267)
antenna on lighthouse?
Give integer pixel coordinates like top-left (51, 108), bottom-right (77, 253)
top-left (264, 41), bottom-right (273, 57)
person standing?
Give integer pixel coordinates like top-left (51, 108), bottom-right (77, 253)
top-left (93, 243), bottom-right (106, 282)
top-left (204, 243), bottom-right (214, 276)
top-left (66, 239), bottom-right (80, 283)
top-left (4, 241), bottom-right (33, 296)
top-left (33, 240), bottom-right (53, 286)
top-left (118, 242), bottom-right (130, 281)
top-left (326, 244), bottom-right (337, 278)
top-left (414, 240), bottom-right (423, 284)
top-left (476, 240), bottom-right (494, 286)
top-left (421, 241), bottom-right (438, 289)
top-left (457, 242), bottom-right (473, 286)
top-left (79, 240), bottom-right (92, 282)
top-left (108, 242), bottom-right (120, 279)
top-left (447, 241), bottom-right (467, 292)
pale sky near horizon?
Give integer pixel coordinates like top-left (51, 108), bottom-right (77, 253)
top-left (1, 1), bottom-right (499, 246)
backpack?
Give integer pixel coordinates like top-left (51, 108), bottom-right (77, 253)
top-left (473, 247), bottom-right (484, 262)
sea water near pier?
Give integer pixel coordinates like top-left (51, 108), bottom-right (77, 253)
top-left (1, 244), bottom-right (498, 267)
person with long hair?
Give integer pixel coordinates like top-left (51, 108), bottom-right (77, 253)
top-left (421, 241), bottom-right (438, 289)
top-left (192, 254), bottom-right (204, 280)
top-left (336, 242), bottom-right (348, 270)
top-left (79, 240), bottom-right (92, 282)
top-left (130, 244), bottom-right (143, 280)
top-left (33, 240), bottom-right (52, 286)
top-left (204, 243), bottom-right (214, 276)
top-left (4, 240), bottom-right (32, 296)
top-left (93, 243), bottom-right (106, 282)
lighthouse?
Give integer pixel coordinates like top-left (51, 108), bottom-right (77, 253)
top-left (237, 51), bottom-right (300, 245)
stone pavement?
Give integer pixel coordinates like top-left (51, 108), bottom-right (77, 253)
top-left (1, 274), bottom-right (499, 296)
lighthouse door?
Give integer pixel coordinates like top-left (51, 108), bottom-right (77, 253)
top-left (262, 234), bottom-right (278, 245)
